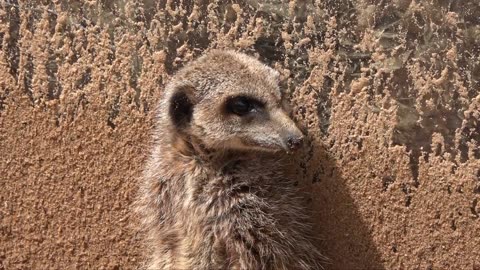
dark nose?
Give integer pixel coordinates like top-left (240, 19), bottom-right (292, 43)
top-left (286, 136), bottom-right (304, 151)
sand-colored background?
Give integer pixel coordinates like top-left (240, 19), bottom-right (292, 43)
top-left (1, 0), bottom-right (479, 269)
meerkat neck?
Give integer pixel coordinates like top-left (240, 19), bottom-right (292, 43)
top-left (168, 133), bottom-right (245, 171)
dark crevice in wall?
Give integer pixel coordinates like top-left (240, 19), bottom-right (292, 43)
top-left (254, 35), bottom-right (284, 63)
top-left (471, 198), bottom-right (478, 218)
top-left (46, 2), bottom-right (57, 35)
top-left (0, 88), bottom-right (9, 113)
top-left (75, 68), bottom-right (92, 90)
top-left (401, 183), bottom-right (413, 207)
top-left (107, 95), bottom-right (120, 129)
top-left (23, 54), bottom-right (34, 104)
top-left (130, 52), bottom-right (143, 110)
top-left (4, 0), bottom-right (20, 79)
top-left (46, 49), bottom-right (62, 100)
top-left (382, 175), bottom-right (395, 192)
top-left (184, 1), bottom-right (211, 56)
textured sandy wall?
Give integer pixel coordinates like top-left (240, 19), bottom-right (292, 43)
top-left (1, 1), bottom-right (479, 269)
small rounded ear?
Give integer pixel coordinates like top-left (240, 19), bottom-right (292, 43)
top-left (168, 86), bottom-right (196, 129)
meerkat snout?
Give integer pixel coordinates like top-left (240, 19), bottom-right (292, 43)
top-left (287, 134), bottom-right (304, 151)
top-left (267, 108), bottom-right (304, 152)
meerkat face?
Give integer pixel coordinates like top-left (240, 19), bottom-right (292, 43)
top-left (166, 50), bottom-right (304, 154)
top-left (194, 90), bottom-right (304, 153)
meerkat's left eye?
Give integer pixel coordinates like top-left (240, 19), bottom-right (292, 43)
top-left (226, 96), bottom-right (263, 116)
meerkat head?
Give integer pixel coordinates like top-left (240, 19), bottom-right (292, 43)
top-left (162, 50), bottom-right (304, 154)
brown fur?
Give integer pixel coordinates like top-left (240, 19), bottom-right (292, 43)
top-left (136, 50), bottom-right (325, 269)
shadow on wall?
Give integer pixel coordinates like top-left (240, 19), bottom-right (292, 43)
top-left (302, 139), bottom-right (385, 270)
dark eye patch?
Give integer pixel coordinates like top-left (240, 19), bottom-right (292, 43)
top-left (225, 96), bottom-right (265, 116)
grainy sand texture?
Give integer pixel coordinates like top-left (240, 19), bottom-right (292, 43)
top-left (1, 1), bottom-right (479, 269)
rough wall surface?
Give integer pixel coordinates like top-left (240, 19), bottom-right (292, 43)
top-left (1, 1), bottom-right (479, 269)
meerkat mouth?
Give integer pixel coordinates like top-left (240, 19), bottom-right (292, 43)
top-left (236, 139), bottom-right (291, 154)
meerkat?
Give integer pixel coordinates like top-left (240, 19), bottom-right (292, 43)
top-left (136, 50), bottom-right (325, 269)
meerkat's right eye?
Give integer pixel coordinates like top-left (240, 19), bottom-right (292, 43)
top-left (226, 96), bottom-right (263, 116)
